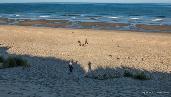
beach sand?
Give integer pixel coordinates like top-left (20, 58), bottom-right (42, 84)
top-left (0, 25), bottom-right (171, 97)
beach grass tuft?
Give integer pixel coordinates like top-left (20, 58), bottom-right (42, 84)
top-left (0, 56), bottom-right (4, 63)
top-left (123, 70), bottom-right (150, 80)
top-left (4, 57), bottom-right (17, 67)
top-left (1, 56), bottom-right (29, 68)
top-left (14, 57), bottom-right (28, 67)
top-left (133, 72), bottom-right (150, 80)
top-left (123, 70), bottom-right (133, 77)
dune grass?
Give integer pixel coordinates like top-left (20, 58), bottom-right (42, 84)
top-left (123, 70), bottom-right (150, 80)
top-left (133, 72), bottom-right (150, 80)
top-left (0, 56), bottom-right (4, 63)
top-left (85, 66), bottom-right (150, 80)
top-left (0, 56), bottom-right (29, 68)
top-left (123, 70), bottom-right (133, 77)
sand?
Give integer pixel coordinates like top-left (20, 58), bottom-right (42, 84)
top-left (0, 25), bottom-right (171, 97)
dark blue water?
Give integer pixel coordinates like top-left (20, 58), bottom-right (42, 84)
top-left (0, 3), bottom-right (171, 25)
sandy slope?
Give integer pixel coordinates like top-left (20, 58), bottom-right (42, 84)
top-left (0, 25), bottom-right (171, 97)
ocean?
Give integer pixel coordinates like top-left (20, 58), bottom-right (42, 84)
top-left (0, 3), bottom-right (171, 32)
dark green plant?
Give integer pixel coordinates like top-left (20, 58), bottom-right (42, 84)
top-left (14, 57), bottom-right (28, 66)
top-left (4, 57), bottom-right (17, 68)
top-left (133, 72), bottom-right (150, 80)
top-left (124, 70), bottom-right (133, 77)
top-left (3, 57), bottom-right (29, 68)
top-left (0, 56), bottom-right (4, 63)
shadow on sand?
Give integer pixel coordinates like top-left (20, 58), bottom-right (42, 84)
top-left (0, 46), bottom-right (171, 96)
top-left (0, 46), bottom-right (85, 79)
top-left (0, 46), bottom-right (171, 80)
top-left (85, 66), bottom-right (171, 80)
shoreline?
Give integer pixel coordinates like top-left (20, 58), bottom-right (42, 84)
top-left (1, 18), bottom-right (171, 33)
top-left (1, 24), bottom-right (171, 35)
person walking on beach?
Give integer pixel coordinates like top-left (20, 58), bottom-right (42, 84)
top-left (68, 60), bottom-right (73, 73)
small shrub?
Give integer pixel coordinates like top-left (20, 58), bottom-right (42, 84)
top-left (14, 57), bottom-right (28, 66)
top-left (89, 73), bottom-right (119, 80)
top-left (133, 72), bottom-right (150, 80)
top-left (94, 74), bottom-right (108, 80)
top-left (0, 56), bottom-right (4, 63)
top-left (124, 70), bottom-right (133, 77)
top-left (4, 57), bottom-right (17, 68)
top-left (3, 57), bottom-right (29, 68)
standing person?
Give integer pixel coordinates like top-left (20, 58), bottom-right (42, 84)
top-left (85, 38), bottom-right (88, 45)
top-left (88, 61), bottom-right (92, 72)
top-left (68, 60), bottom-right (73, 73)
top-left (84, 61), bottom-right (93, 78)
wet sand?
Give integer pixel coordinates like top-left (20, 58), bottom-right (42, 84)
top-left (0, 25), bottom-right (171, 97)
top-left (136, 24), bottom-right (171, 31)
top-left (1, 17), bottom-right (171, 32)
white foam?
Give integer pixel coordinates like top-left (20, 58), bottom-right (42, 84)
top-left (130, 18), bottom-right (139, 20)
top-left (108, 16), bottom-right (119, 19)
top-left (152, 18), bottom-right (163, 22)
top-left (80, 14), bottom-right (85, 17)
top-left (15, 14), bottom-right (20, 17)
top-left (39, 15), bottom-right (50, 18)
top-left (71, 17), bottom-right (76, 19)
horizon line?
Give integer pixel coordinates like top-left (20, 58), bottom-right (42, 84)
top-left (0, 2), bottom-right (171, 4)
